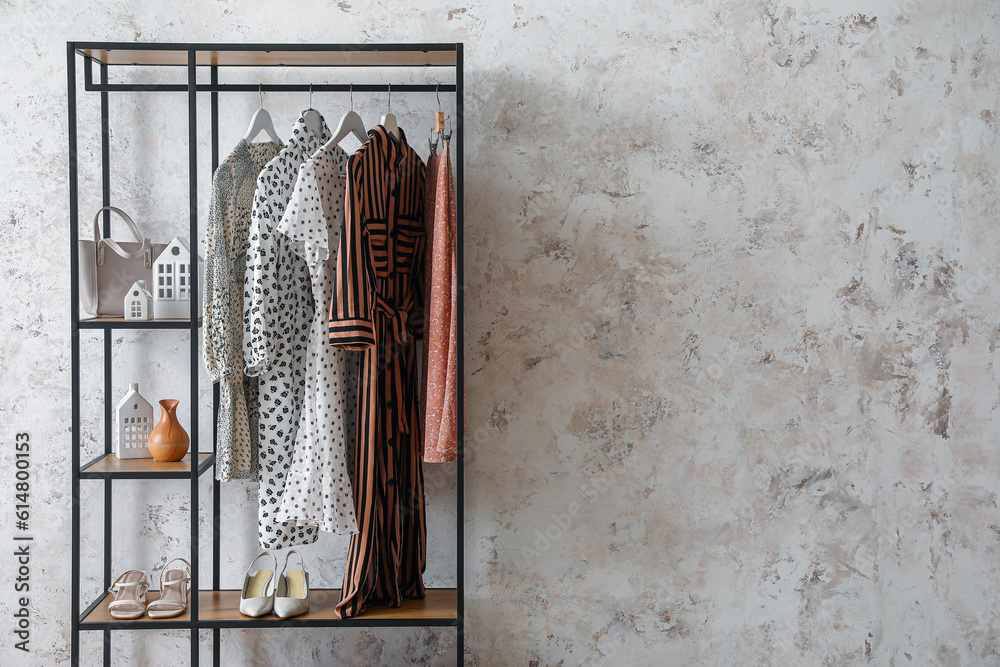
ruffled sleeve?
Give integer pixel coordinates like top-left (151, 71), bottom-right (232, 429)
top-left (276, 158), bottom-right (329, 269)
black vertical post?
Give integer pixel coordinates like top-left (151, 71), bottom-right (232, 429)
top-left (454, 41), bottom-right (465, 667)
top-left (100, 61), bottom-right (111, 237)
top-left (83, 55), bottom-right (92, 98)
top-left (210, 62), bottom-right (222, 667)
top-left (99, 60), bottom-right (113, 667)
top-left (67, 42), bottom-right (81, 667)
top-left (101, 632), bottom-right (111, 666)
top-left (187, 48), bottom-right (200, 665)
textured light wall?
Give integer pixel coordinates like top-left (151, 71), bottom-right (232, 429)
top-left (0, 0), bottom-right (998, 665)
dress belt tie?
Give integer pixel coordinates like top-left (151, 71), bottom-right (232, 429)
top-left (375, 292), bottom-right (415, 345)
top-left (374, 291), bottom-right (418, 435)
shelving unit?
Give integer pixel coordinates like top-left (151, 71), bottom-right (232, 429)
top-left (68, 42), bottom-right (464, 666)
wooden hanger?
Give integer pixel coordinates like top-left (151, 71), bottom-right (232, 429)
top-left (243, 84), bottom-right (281, 144)
top-left (429, 84), bottom-right (442, 152)
top-left (434, 84), bottom-right (446, 134)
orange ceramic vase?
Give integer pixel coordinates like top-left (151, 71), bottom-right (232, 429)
top-left (148, 399), bottom-right (189, 462)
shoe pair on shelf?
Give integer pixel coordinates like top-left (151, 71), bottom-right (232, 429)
top-left (239, 550), bottom-right (310, 619)
top-left (107, 558), bottom-right (191, 620)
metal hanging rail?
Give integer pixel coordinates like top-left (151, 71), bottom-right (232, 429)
top-left (67, 41), bottom-right (465, 667)
top-left (84, 83), bottom-right (458, 92)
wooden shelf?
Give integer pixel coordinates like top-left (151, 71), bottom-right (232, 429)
top-left (78, 317), bottom-right (201, 329)
top-left (80, 453), bottom-right (214, 479)
top-left (80, 589), bottom-right (457, 629)
top-left (76, 44), bottom-right (457, 68)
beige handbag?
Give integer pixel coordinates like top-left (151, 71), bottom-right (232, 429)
top-left (79, 206), bottom-right (168, 317)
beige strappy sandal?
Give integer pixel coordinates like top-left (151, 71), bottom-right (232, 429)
top-left (107, 569), bottom-right (149, 619)
top-left (146, 558), bottom-right (191, 619)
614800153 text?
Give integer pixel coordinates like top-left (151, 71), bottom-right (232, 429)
top-left (13, 432), bottom-right (31, 652)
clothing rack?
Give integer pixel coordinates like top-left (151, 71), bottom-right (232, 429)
top-left (67, 42), bottom-right (464, 666)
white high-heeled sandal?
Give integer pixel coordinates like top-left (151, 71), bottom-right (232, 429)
top-left (146, 557), bottom-right (191, 619)
top-left (274, 550), bottom-right (310, 619)
top-left (239, 552), bottom-right (278, 617)
top-left (107, 569), bottom-right (149, 620)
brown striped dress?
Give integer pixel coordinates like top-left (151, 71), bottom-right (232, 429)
top-left (328, 125), bottom-right (427, 617)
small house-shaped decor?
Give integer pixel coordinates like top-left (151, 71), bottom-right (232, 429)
top-left (115, 383), bottom-right (153, 459)
top-left (124, 280), bottom-right (153, 321)
top-left (152, 237), bottom-right (201, 319)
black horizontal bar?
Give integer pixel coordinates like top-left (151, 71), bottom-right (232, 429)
top-left (195, 618), bottom-right (460, 629)
top-left (72, 42), bottom-right (459, 53)
top-left (80, 619), bottom-right (196, 631)
top-left (78, 318), bottom-right (202, 330)
top-left (83, 83), bottom-right (457, 93)
top-left (79, 618), bottom-right (457, 631)
top-left (80, 471), bottom-right (202, 480)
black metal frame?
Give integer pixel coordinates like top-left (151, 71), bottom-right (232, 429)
top-left (67, 42), bottom-right (465, 666)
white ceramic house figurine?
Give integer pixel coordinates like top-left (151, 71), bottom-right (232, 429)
top-left (115, 383), bottom-right (153, 459)
top-left (152, 237), bottom-right (201, 319)
top-left (123, 280), bottom-right (153, 321)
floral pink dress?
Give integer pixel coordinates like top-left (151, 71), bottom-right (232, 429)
top-left (420, 139), bottom-right (458, 463)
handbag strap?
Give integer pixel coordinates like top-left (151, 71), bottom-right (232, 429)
top-left (92, 206), bottom-right (150, 261)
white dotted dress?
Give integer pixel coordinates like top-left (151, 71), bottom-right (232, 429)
top-left (274, 145), bottom-right (360, 535)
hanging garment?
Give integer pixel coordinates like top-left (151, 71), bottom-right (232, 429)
top-left (272, 144), bottom-right (360, 535)
top-left (243, 112), bottom-right (332, 550)
top-left (420, 138), bottom-right (458, 464)
top-left (203, 139), bottom-right (281, 482)
top-left (329, 125), bottom-right (427, 617)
